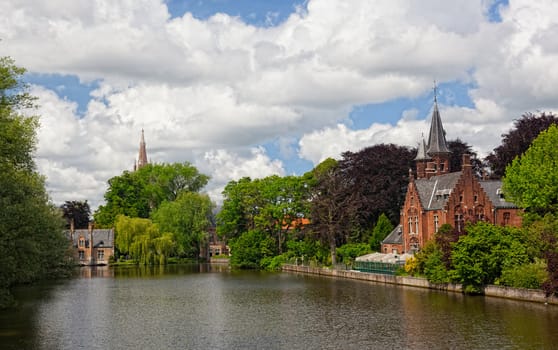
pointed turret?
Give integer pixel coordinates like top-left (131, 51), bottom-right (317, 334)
top-left (422, 88), bottom-right (451, 178)
top-left (136, 129), bottom-right (148, 170)
top-left (414, 137), bottom-right (430, 161)
top-left (415, 136), bottom-right (430, 179)
top-left (426, 101), bottom-right (450, 155)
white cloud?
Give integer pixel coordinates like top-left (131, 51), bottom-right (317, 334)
top-left (199, 148), bottom-right (285, 203)
top-left (2, 0), bottom-right (558, 210)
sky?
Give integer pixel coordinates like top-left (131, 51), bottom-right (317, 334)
top-left (1, 0), bottom-right (558, 210)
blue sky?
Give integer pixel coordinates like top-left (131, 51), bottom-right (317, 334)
top-left (2, 0), bottom-right (555, 208)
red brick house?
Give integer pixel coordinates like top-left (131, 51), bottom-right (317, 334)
top-left (382, 100), bottom-right (522, 254)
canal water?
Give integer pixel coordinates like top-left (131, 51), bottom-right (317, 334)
top-left (1, 264), bottom-right (557, 349)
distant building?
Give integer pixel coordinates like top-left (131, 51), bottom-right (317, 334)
top-left (66, 222), bottom-right (115, 265)
top-left (134, 129), bottom-right (149, 171)
top-left (206, 226), bottom-right (230, 258)
top-left (381, 98), bottom-right (522, 254)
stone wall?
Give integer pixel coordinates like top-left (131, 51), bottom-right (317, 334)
top-left (282, 264), bottom-right (558, 305)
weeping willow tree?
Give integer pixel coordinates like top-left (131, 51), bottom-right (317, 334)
top-left (115, 215), bottom-right (176, 265)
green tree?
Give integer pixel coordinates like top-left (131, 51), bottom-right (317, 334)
top-left (486, 112), bottom-right (558, 178)
top-left (254, 175), bottom-right (309, 254)
top-left (306, 160), bottom-right (352, 265)
top-left (229, 230), bottom-right (276, 269)
top-left (114, 215), bottom-right (175, 265)
top-left (369, 213), bottom-right (394, 251)
top-left (60, 200), bottom-right (91, 229)
top-left (526, 213), bottom-right (558, 296)
top-left (336, 243), bottom-right (371, 265)
top-left (151, 192), bottom-right (213, 258)
top-left (0, 57), bottom-right (68, 307)
top-left (95, 163), bottom-right (209, 226)
top-left (217, 177), bottom-right (259, 240)
top-left (503, 124), bottom-right (558, 214)
top-left (450, 222), bottom-right (529, 293)
top-left (217, 175), bottom-right (310, 256)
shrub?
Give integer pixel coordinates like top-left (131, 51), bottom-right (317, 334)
top-left (497, 259), bottom-right (548, 289)
top-left (336, 243), bottom-right (372, 265)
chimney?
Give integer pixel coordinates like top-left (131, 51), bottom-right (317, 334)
top-left (70, 218), bottom-right (75, 242)
top-left (462, 154), bottom-right (471, 170)
top-left (88, 222), bottom-right (94, 265)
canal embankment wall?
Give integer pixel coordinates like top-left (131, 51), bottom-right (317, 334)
top-left (282, 264), bottom-right (558, 306)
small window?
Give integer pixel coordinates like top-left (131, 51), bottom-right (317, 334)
top-left (97, 250), bottom-right (104, 260)
top-left (503, 212), bottom-right (511, 225)
top-left (79, 239), bottom-right (85, 247)
top-left (474, 194), bottom-right (478, 202)
top-left (79, 251), bottom-right (85, 260)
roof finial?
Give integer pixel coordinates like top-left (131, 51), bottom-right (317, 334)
top-left (433, 80), bottom-right (438, 104)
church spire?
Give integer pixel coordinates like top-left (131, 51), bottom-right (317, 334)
top-left (136, 129), bottom-right (148, 170)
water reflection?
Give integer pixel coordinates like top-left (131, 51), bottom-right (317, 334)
top-left (2, 266), bottom-right (558, 350)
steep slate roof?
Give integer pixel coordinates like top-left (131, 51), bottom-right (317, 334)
top-left (426, 102), bottom-right (451, 155)
top-left (479, 180), bottom-right (519, 209)
top-left (414, 137), bottom-right (430, 161)
top-left (414, 173), bottom-right (519, 210)
top-left (66, 229), bottom-right (115, 248)
top-left (382, 224), bottom-right (403, 245)
top-left (414, 172), bottom-right (462, 210)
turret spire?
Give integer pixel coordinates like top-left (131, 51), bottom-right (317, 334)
top-left (426, 93), bottom-right (450, 155)
top-left (415, 84), bottom-right (452, 178)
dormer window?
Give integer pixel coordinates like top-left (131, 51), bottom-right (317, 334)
top-left (496, 188), bottom-right (505, 200)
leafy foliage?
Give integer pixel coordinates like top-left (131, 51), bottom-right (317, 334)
top-left (151, 192), bottom-right (213, 258)
top-left (306, 159), bottom-right (351, 265)
top-left (336, 144), bottom-right (415, 230)
top-left (434, 224), bottom-right (463, 269)
top-left (336, 243), bottom-right (371, 264)
top-left (529, 213), bottom-right (558, 296)
top-left (486, 112), bottom-right (558, 178)
top-left (95, 163), bottom-right (209, 227)
top-left (0, 57), bottom-right (69, 307)
top-left (229, 230), bottom-right (276, 269)
top-left (450, 222), bottom-right (529, 293)
top-left (498, 259), bottom-right (548, 289)
top-left (369, 213), bottom-right (394, 251)
top-left (114, 215), bottom-right (176, 265)
top-left (217, 175), bottom-right (310, 254)
top-left (503, 124), bottom-right (558, 214)
top-left (60, 200), bottom-right (91, 229)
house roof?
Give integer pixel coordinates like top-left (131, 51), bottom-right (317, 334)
top-left (382, 224), bottom-right (403, 245)
top-left (66, 229), bottom-right (115, 248)
top-left (415, 172), bottom-right (462, 210)
top-left (414, 172), bottom-right (519, 210)
top-left (479, 180), bottom-right (519, 209)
